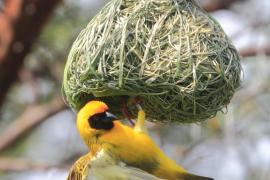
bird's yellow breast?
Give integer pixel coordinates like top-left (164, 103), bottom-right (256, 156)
top-left (101, 121), bottom-right (158, 164)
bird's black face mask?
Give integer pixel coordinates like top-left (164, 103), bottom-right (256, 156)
top-left (88, 111), bottom-right (118, 130)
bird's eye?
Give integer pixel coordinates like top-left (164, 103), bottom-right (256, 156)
top-left (88, 112), bottom-right (114, 130)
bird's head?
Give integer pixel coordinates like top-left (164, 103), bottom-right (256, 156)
top-left (77, 101), bottom-right (119, 145)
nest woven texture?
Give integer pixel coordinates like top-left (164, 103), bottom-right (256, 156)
top-left (63, 0), bottom-right (241, 123)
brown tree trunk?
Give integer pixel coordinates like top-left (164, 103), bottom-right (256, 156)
top-left (0, 0), bottom-right (61, 109)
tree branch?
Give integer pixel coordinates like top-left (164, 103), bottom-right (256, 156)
top-left (200, 0), bottom-right (238, 12)
top-left (0, 96), bottom-right (67, 152)
top-left (0, 157), bottom-right (69, 171)
top-left (239, 47), bottom-right (270, 57)
top-left (0, 157), bottom-right (52, 171)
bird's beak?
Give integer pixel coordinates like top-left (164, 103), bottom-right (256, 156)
top-left (104, 111), bottom-right (118, 122)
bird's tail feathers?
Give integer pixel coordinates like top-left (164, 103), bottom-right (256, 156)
top-left (179, 173), bottom-right (214, 180)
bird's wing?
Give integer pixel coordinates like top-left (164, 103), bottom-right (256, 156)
top-left (89, 164), bottom-right (164, 180)
top-left (67, 153), bottom-right (92, 180)
top-left (86, 149), bottom-right (163, 180)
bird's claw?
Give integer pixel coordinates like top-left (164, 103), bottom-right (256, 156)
top-left (134, 104), bottom-right (147, 133)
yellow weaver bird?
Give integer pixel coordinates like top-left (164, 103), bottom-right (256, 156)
top-left (67, 101), bottom-right (213, 180)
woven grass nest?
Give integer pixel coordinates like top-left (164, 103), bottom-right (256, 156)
top-left (62, 0), bottom-right (241, 123)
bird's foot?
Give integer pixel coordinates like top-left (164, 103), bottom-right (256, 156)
top-left (134, 104), bottom-right (147, 133)
top-left (120, 97), bottom-right (135, 126)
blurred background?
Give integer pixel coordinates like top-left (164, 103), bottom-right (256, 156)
top-left (0, 0), bottom-right (269, 179)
